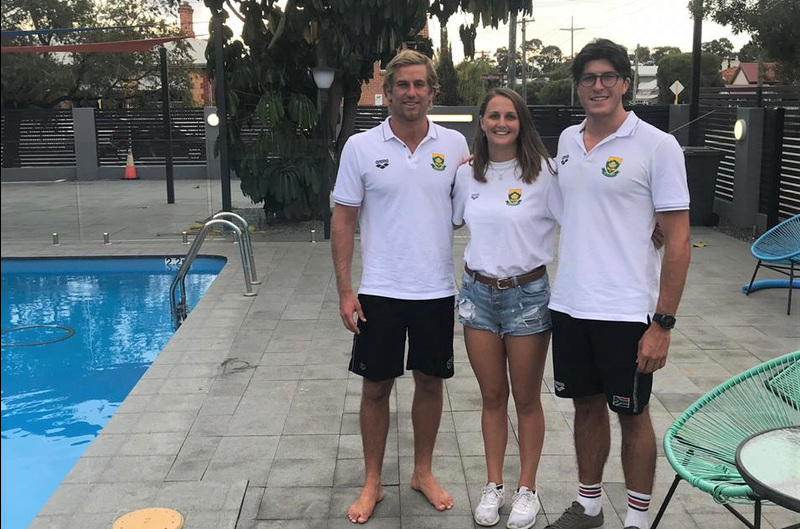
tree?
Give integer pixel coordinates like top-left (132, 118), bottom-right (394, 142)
top-left (629, 46), bottom-right (652, 65)
top-left (537, 78), bottom-right (572, 105)
top-left (737, 39), bottom-right (767, 63)
top-left (208, 0), bottom-right (533, 219)
top-left (702, 0), bottom-right (800, 83)
top-left (459, 24), bottom-right (477, 60)
top-left (0, 0), bottom-right (193, 109)
top-left (456, 57), bottom-right (498, 105)
top-left (651, 46), bottom-right (682, 65)
top-left (535, 45), bottom-right (564, 74)
top-left (702, 38), bottom-right (735, 63)
top-left (656, 52), bottom-right (724, 104)
top-left (494, 46), bottom-right (523, 79)
top-left (435, 41), bottom-right (462, 105)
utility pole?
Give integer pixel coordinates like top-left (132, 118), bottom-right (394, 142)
top-left (689, 0), bottom-right (702, 145)
top-left (560, 16), bottom-right (584, 105)
top-left (508, 13), bottom-right (517, 88)
top-left (633, 44), bottom-right (640, 105)
top-left (520, 18), bottom-right (534, 105)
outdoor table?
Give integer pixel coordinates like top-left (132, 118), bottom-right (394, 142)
top-left (736, 425), bottom-right (800, 529)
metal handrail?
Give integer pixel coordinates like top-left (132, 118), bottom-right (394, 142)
top-left (169, 219), bottom-right (256, 328)
top-left (212, 211), bottom-right (260, 284)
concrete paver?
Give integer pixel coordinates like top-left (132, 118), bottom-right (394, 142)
top-left (3, 182), bottom-right (798, 528)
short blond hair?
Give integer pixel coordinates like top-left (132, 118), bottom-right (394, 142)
top-left (383, 49), bottom-right (439, 94)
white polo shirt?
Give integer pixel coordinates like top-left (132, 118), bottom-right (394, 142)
top-left (452, 159), bottom-right (561, 278)
top-left (332, 117), bottom-right (470, 300)
top-left (549, 112), bottom-right (690, 323)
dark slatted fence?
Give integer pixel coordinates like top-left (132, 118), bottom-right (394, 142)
top-left (528, 105), bottom-right (669, 157)
top-left (699, 86), bottom-right (800, 221)
top-left (95, 108), bottom-right (206, 166)
top-left (1, 110), bottom-right (76, 168)
top-left (354, 106), bottom-right (388, 133)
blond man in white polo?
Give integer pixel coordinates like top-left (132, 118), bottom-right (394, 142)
top-left (332, 49), bottom-right (470, 524)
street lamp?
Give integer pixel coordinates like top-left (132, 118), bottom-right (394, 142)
top-left (312, 67), bottom-right (335, 239)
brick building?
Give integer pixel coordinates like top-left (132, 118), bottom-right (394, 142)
top-left (176, 3), bottom-right (214, 106)
top-left (357, 23), bottom-right (430, 107)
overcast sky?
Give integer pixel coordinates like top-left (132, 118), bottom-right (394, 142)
top-left (186, 0), bottom-right (752, 63)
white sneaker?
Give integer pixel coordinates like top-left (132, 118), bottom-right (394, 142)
top-left (474, 482), bottom-right (505, 526)
top-left (507, 487), bottom-right (540, 529)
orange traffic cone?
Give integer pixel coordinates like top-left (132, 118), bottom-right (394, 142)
top-left (123, 147), bottom-right (139, 180)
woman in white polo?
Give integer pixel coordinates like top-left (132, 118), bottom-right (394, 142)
top-left (453, 88), bottom-right (560, 529)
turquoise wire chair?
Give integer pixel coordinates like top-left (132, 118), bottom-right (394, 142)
top-left (652, 351), bottom-right (800, 529)
top-left (744, 214), bottom-right (800, 315)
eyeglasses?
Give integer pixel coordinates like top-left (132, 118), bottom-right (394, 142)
top-left (578, 73), bottom-right (623, 88)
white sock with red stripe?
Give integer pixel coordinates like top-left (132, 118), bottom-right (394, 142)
top-left (576, 482), bottom-right (602, 516)
top-left (624, 489), bottom-right (651, 529)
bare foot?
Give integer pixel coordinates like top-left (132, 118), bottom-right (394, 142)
top-left (347, 484), bottom-right (386, 524)
top-left (411, 471), bottom-right (454, 511)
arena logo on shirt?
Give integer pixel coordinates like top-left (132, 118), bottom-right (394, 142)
top-left (431, 153), bottom-right (446, 171)
top-left (602, 156), bottom-right (623, 177)
top-left (506, 189), bottom-right (522, 206)
top-left (375, 158), bottom-right (389, 169)
top-left (560, 154), bottom-right (569, 165)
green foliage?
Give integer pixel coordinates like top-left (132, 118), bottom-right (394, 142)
top-left (430, 0), bottom-right (532, 29)
top-left (652, 46), bottom-right (683, 65)
top-left (535, 45), bottom-right (564, 74)
top-left (459, 24), bottom-right (477, 60)
top-left (436, 44), bottom-right (462, 105)
top-left (629, 46), bottom-right (652, 65)
top-left (537, 78), bottom-right (572, 105)
top-left (208, 0), bottom-right (535, 218)
top-left (236, 137), bottom-right (327, 220)
top-left (656, 52), bottom-right (724, 104)
top-left (702, 0), bottom-right (800, 83)
top-left (702, 38), bottom-right (735, 61)
top-left (455, 57), bottom-right (498, 105)
top-left (1, 0), bottom-right (193, 109)
top-left (737, 40), bottom-right (767, 63)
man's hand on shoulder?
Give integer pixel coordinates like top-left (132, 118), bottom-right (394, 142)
top-left (339, 291), bottom-right (366, 334)
top-left (636, 324), bottom-right (670, 374)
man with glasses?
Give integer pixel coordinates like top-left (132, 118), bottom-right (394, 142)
top-left (546, 39), bottom-right (691, 529)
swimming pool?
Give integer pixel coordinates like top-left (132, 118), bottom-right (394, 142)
top-left (0, 256), bottom-right (225, 529)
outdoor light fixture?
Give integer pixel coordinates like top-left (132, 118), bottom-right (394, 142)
top-left (428, 114), bottom-right (474, 123)
top-left (312, 67), bottom-right (336, 90)
top-left (733, 118), bottom-right (747, 141)
top-left (206, 112), bottom-right (220, 127)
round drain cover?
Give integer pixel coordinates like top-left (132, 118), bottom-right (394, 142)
top-left (112, 508), bottom-right (184, 529)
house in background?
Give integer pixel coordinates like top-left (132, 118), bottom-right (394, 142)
top-left (632, 65), bottom-right (659, 105)
top-left (175, 2), bottom-right (213, 106)
top-left (727, 62), bottom-right (778, 86)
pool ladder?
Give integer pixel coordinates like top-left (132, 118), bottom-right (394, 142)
top-left (170, 212), bottom-right (260, 328)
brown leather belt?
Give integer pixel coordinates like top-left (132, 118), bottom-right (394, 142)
top-left (464, 265), bottom-right (546, 290)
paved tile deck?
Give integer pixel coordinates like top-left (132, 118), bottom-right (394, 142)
top-left (3, 213), bottom-right (798, 528)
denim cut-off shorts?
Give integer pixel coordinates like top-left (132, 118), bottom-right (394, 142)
top-left (457, 271), bottom-right (552, 337)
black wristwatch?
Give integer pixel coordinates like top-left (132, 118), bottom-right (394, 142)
top-left (652, 313), bottom-right (676, 330)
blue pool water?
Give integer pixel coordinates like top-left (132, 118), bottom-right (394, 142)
top-left (0, 257), bottom-right (225, 529)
